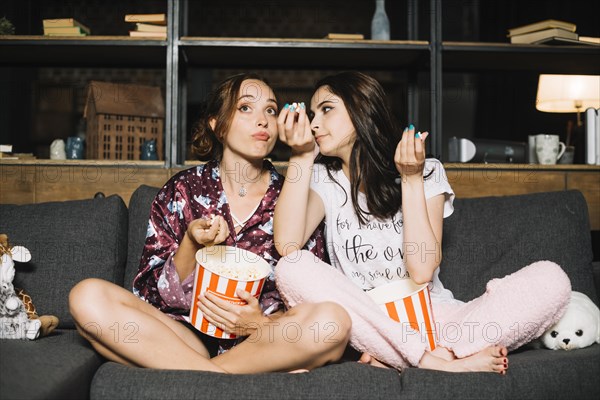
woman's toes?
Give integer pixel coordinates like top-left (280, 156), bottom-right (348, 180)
top-left (491, 345), bottom-right (507, 357)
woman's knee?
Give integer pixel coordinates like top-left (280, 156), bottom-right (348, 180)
top-left (529, 261), bottom-right (572, 298)
top-left (275, 250), bottom-right (320, 286)
top-left (298, 302), bottom-right (351, 353)
top-left (69, 278), bottom-right (117, 320)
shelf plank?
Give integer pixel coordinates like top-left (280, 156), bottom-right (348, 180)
top-left (0, 35), bottom-right (167, 67)
top-left (443, 41), bottom-right (600, 74)
top-left (179, 37), bottom-right (430, 69)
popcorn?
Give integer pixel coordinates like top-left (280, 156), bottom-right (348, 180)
top-left (203, 262), bottom-right (262, 281)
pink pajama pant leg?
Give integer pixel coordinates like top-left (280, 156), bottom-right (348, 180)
top-left (433, 260), bottom-right (571, 358)
top-left (275, 250), bottom-right (427, 369)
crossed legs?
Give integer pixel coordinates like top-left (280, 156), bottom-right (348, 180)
top-left (69, 278), bottom-right (350, 373)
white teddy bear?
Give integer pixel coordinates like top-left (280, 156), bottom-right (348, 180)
top-left (0, 241), bottom-right (41, 340)
top-left (541, 291), bottom-right (600, 351)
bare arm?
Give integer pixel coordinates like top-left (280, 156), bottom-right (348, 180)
top-left (395, 127), bottom-right (444, 284)
top-left (274, 104), bottom-right (325, 256)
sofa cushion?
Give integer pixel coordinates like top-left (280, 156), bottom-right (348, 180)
top-left (0, 329), bottom-right (104, 400)
top-left (0, 196), bottom-right (128, 328)
top-left (90, 361), bottom-right (402, 400)
top-left (125, 185), bottom-right (160, 290)
top-left (399, 345), bottom-right (600, 399)
top-left (440, 190), bottom-right (597, 304)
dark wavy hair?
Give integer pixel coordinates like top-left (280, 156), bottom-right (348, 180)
top-left (191, 73), bottom-right (274, 160)
top-left (314, 71), bottom-right (431, 224)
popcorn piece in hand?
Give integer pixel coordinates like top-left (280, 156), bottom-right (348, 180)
top-left (204, 214), bottom-right (216, 232)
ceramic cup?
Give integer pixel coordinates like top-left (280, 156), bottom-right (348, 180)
top-left (535, 134), bottom-right (566, 165)
top-left (558, 146), bottom-right (575, 164)
top-left (527, 135), bottom-right (538, 163)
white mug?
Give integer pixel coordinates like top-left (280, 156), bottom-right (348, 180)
top-left (528, 135), bottom-right (538, 163)
top-left (535, 134), bottom-right (566, 165)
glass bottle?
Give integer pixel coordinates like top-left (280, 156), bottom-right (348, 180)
top-left (371, 0), bottom-right (390, 40)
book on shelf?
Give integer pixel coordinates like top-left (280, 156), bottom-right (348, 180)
top-left (510, 28), bottom-right (578, 44)
top-left (124, 13), bottom-right (167, 25)
top-left (580, 36), bottom-right (600, 44)
top-left (135, 23), bottom-right (167, 33)
top-left (45, 33), bottom-right (87, 37)
top-left (586, 108), bottom-right (600, 165)
top-left (533, 35), bottom-right (600, 47)
top-left (42, 18), bottom-right (91, 35)
top-left (324, 33), bottom-right (364, 40)
top-left (43, 26), bottom-right (88, 35)
top-left (507, 19), bottom-right (576, 37)
top-left (128, 30), bottom-right (167, 39)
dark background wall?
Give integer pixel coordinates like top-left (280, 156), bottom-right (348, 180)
top-left (1, 0), bottom-right (599, 159)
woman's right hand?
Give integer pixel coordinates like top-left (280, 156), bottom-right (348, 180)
top-left (277, 103), bottom-right (315, 156)
top-left (186, 215), bottom-right (229, 247)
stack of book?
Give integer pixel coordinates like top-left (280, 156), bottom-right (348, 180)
top-left (0, 145), bottom-right (35, 160)
top-left (0, 144), bottom-right (14, 159)
top-left (125, 14), bottom-right (167, 39)
top-left (324, 33), bottom-right (364, 40)
top-left (586, 108), bottom-right (600, 165)
top-left (508, 19), bottom-right (599, 46)
top-left (43, 18), bottom-right (90, 37)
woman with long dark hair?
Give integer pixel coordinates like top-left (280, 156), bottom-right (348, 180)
top-left (274, 71), bottom-right (571, 373)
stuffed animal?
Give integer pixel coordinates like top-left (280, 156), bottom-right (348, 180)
top-left (541, 291), bottom-right (600, 351)
top-left (0, 234), bottom-right (59, 339)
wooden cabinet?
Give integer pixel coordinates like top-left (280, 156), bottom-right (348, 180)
top-left (2, 161), bottom-right (598, 230)
top-left (566, 171), bottom-right (600, 230)
top-left (446, 164), bottom-right (600, 230)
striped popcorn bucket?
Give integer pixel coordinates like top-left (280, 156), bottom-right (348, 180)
top-left (189, 246), bottom-right (271, 339)
top-left (366, 280), bottom-right (438, 351)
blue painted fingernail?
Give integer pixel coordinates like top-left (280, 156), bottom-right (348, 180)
top-left (415, 131), bottom-right (421, 138)
top-left (409, 124), bottom-right (415, 130)
top-left (283, 103), bottom-right (289, 109)
top-left (300, 102), bottom-right (305, 109)
top-left (403, 127), bottom-right (408, 133)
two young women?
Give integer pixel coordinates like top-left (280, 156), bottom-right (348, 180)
top-left (69, 73), bottom-right (351, 374)
top-left (70, 71), bottom-right (571, 374)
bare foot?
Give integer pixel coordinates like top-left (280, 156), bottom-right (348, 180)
top-left (358, 353), bottom-right (392, 369)
top-left (430, 346), bottom-right (456, 362)
top-left (419, 346), bottom-right (508, 374)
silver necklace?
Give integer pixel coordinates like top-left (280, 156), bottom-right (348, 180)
top-left (237, 170), bottom-right (265, 197)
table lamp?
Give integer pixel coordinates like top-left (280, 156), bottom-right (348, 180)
top-left (536, 74), bottom-right (600, 127)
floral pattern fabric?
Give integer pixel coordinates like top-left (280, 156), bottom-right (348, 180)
top-left (133, 159), bottom-right (326, 349)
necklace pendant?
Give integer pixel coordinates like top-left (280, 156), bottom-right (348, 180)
top-left (238, 185), bottom-right (247, 197)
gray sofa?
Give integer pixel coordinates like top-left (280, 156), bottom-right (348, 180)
top-left (1, 187), bottom-right (599, 400)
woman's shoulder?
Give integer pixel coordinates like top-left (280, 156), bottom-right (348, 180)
top-left (310, 162), bottom-right (337, 182)
top-left (156, 161), bottom-right (216, 199)
top-left (424, 157), bottom-right (444, 172)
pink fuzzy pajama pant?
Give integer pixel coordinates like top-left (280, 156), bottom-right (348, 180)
top-left (275, 250), bottom-right (571, 370)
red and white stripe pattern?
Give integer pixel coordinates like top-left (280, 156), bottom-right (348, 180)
top-left (190, 263), bottom-right (266, 339)
top-left (380, 286), bottom-right (438, 351)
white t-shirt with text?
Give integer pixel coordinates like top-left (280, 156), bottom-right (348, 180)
top-left (310, 159), bottom-right (459, 304)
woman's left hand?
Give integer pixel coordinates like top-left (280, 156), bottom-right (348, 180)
top-left (394, 125), bottom-right (429, 180)
top-left (197, 289), bottom-right (268, 336)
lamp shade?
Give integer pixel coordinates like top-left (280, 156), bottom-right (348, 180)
top-left (536, 74), bottom-right (600, 113)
